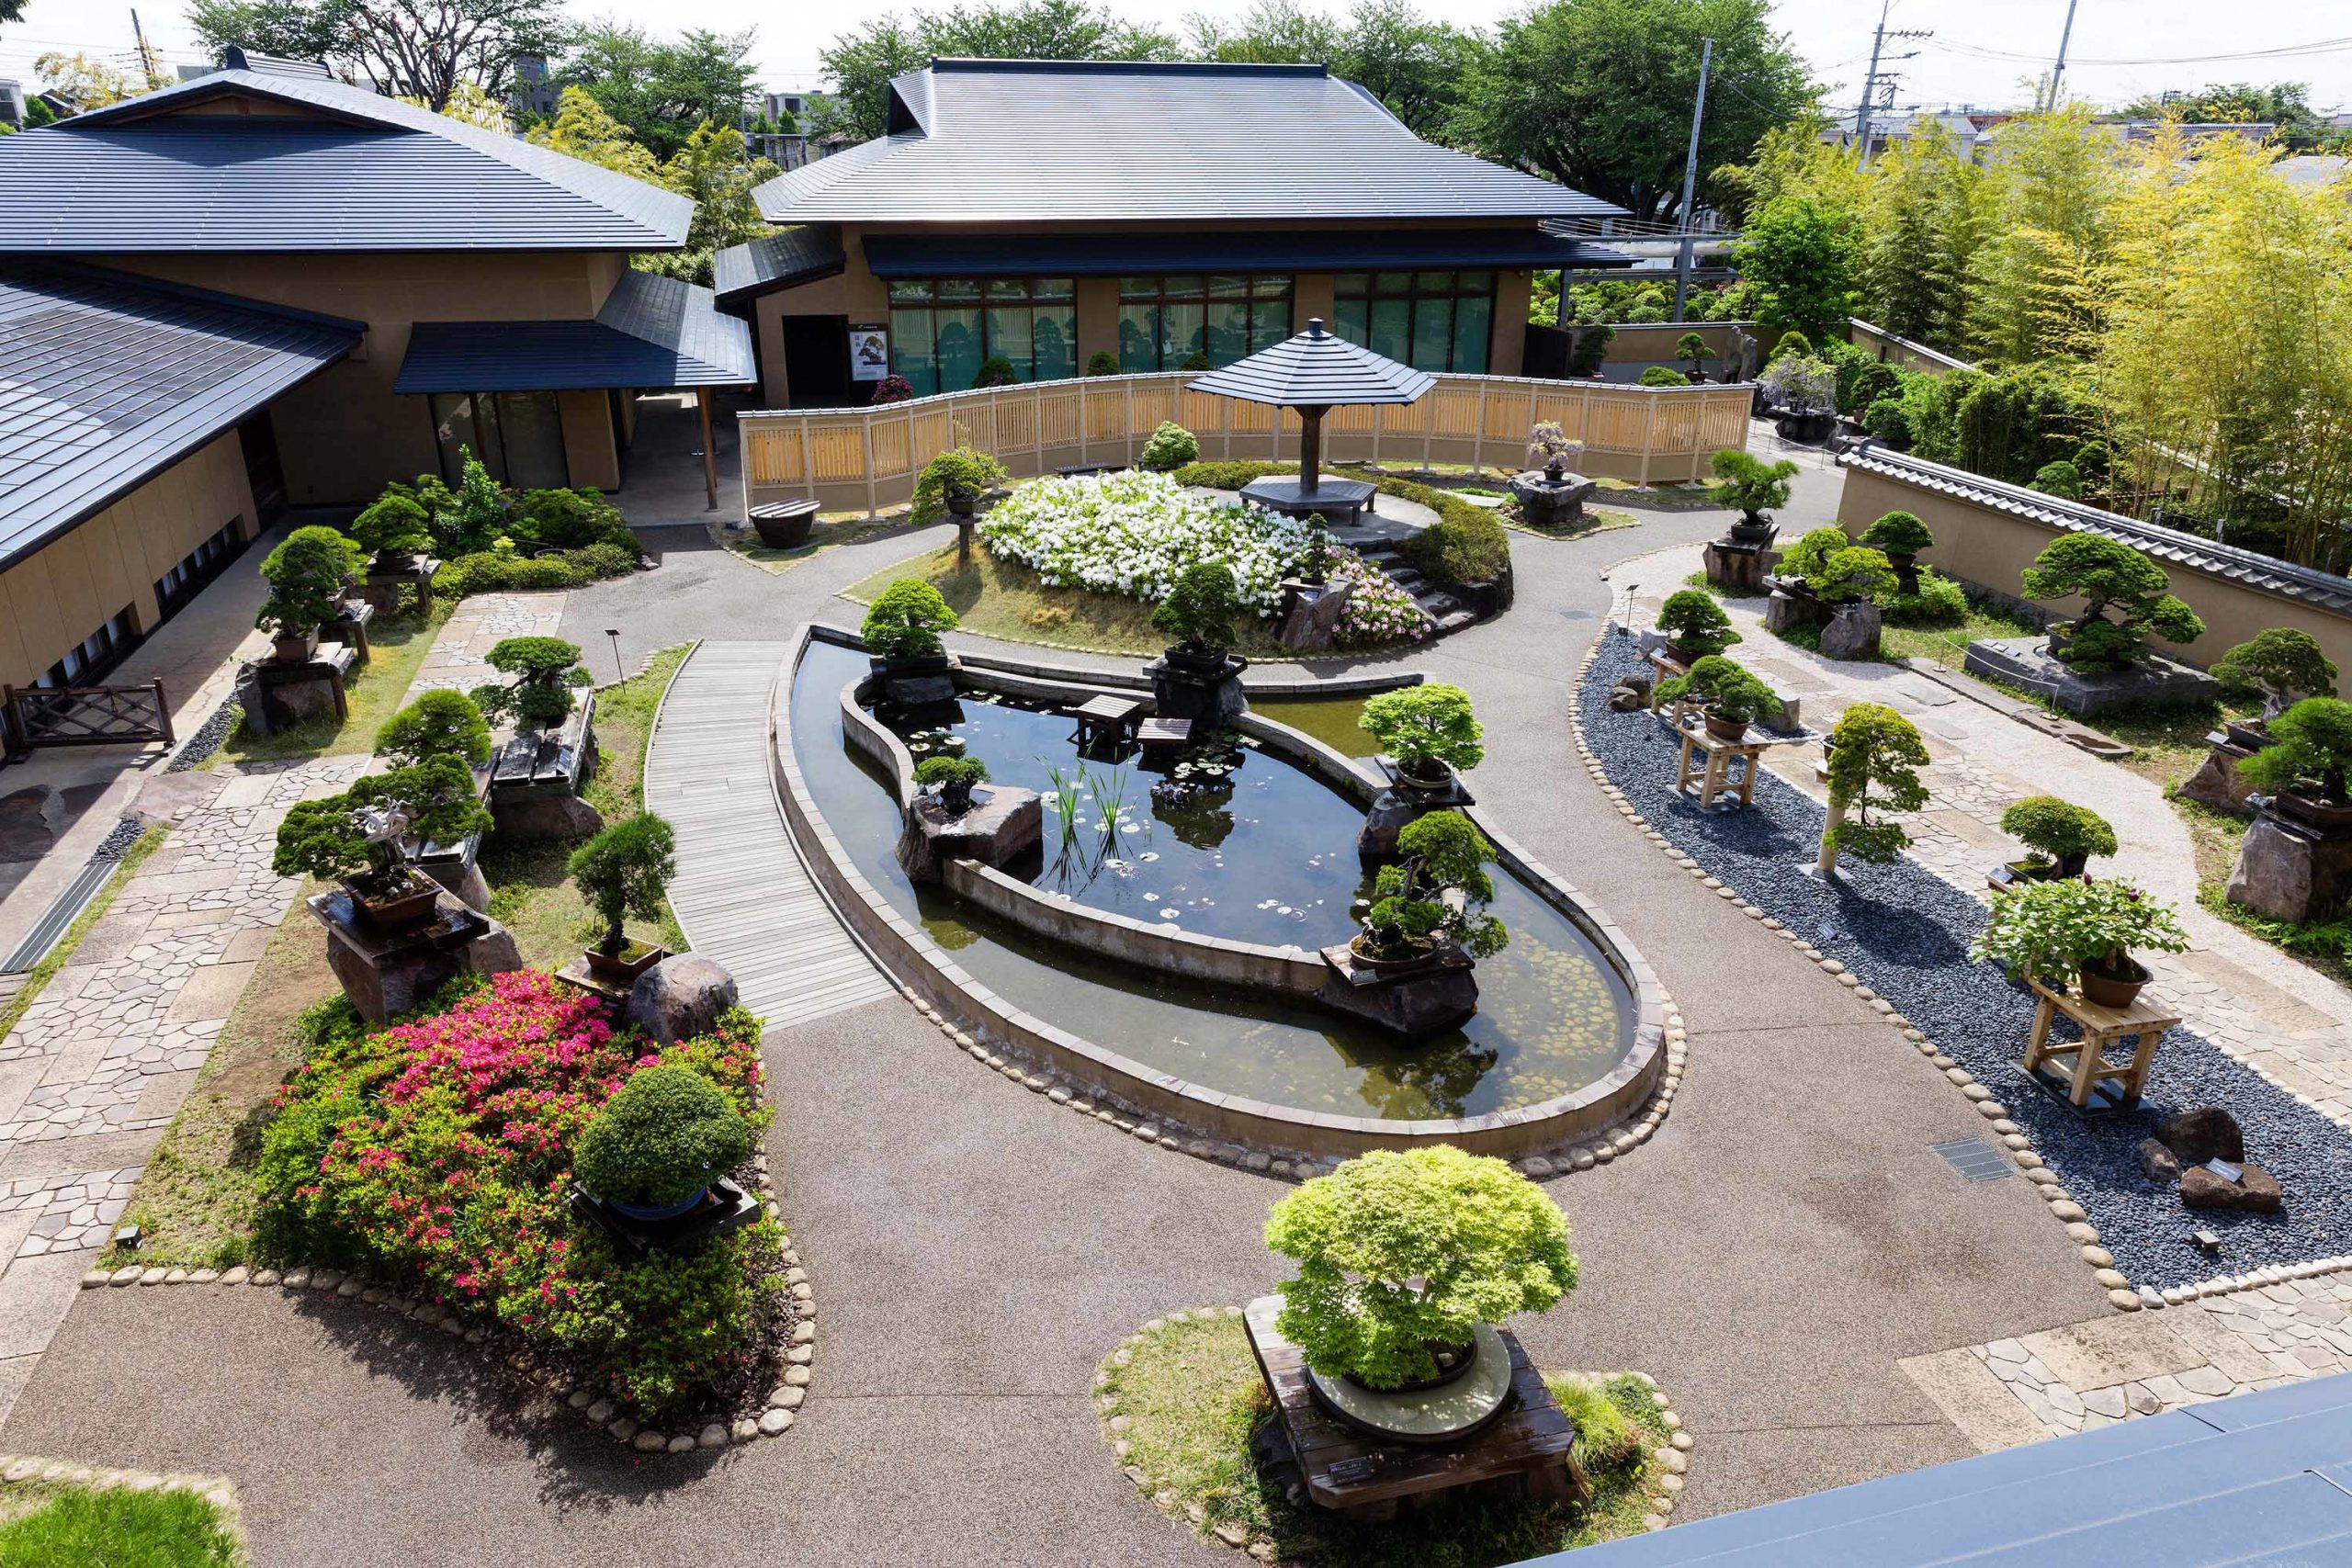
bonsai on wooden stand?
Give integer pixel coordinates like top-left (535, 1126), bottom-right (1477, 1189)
top-left (567, 812), bottom-right (677, 986)
top-left (1972, 874), bottom-right (2189, 1010)
top-left (256, 525), bottom-right (365, 664)
top-left (1657, 655), bottom-right (1781, 742)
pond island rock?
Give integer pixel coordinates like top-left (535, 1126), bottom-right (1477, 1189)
top-left (896, 784), bottom-right (1043, 883)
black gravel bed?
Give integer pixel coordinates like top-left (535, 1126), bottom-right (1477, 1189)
top-left (1580, 631), bottom-right (2352, 1289)
top-left (166, 700), bottom-right (235, 773)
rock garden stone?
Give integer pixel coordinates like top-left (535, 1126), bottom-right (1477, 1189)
top-left (624, 955), bottom-right (741, 1045)
top-left (2138, 1138), bottom-right (2183, 1184)
top-left (1817, 601), bottom-right (1883, 661)
top-left (2181, 1163), bottom-right (2284, 1213)
top-left (2224, 806), bottom-right (2352, 925)
top-left (2157, 1107), bottom-right (2245, 1166)
top-left (894, 784), bottom-right (1043, 883)
top-left (1962, 637), bottom-right (2217, 717)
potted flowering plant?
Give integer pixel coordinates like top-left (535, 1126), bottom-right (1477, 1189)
top-left (1971, 874), bottom-right (2189, 1008)
top-left (566, 812), bottom-right (675, 982)
top-left (1353, 810), bottom-right (1508, 970)
top-left (571, 1063), bottom-right (753, 1222)
top-left (1657, 655), bottom-right (1781, 741)
top-left (1526, 421), bottom-right (1584, 483)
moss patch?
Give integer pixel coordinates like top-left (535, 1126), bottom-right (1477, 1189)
top-left (0, 824), bottom-right (168, 1052)
top-left (1096, 1310), bottom-right (1678, 1567)
top-left (209, 603), bottom-right (453, 768)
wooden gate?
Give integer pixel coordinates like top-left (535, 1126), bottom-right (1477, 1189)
top-left (3, 682), bottom-right (174, 759)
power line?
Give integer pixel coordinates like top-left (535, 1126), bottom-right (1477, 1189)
top-left (1928, 34), bottom-right (2352, 68)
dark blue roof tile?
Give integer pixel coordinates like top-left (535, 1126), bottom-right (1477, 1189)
top-left (394, 270), bottom-right (753, 393)
top-left (712, 226), bottom-right (848, 304)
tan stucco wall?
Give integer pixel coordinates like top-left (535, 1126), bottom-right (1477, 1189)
top-left (0, 432), bottom-right (256, 690)
top-left (1492, 269), bottom-right (1532, 377)
top-left (1835, 466), bottom-right (2352, 674)
top-left (108, 253), bottom-right (628, 502)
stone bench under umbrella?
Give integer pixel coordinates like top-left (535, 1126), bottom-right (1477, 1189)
top-left (1187, 318), bottom-right (1433, 525)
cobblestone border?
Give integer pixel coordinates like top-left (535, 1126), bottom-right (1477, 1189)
top-left (1566, 629), bottom-right (2154, 1314)
top-left (0, 1451), bottom-right (240, 1514)
top-left (77, 1150), bottom-right (814, 1457)
top-left (1093, 1308), bottom-right (1696, 1554)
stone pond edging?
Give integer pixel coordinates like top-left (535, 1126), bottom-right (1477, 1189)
top-left (775, 624), bottom-right (1684, 1173)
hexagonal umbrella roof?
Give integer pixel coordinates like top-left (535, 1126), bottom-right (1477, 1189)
top-left (1185, 319), bottom-right (1434, 412)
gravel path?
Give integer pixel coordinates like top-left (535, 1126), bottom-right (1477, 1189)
top-left (1578, 632), bottom-right (2352, 1290)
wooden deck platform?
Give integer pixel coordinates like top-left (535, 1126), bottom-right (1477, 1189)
top-left (644, 640), bottom-right (892, 1034)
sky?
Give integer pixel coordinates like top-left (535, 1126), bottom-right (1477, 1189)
top-left (4, 0), bottom-right (2347, 117)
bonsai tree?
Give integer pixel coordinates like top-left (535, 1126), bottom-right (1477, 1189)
top-left (1818, 702), bottom-right (1928, 871)
top-left (1150, 561), bottom-right (1243, 657)
top-left (255, 525), bottom-right (365, 649)
top-left (1706, 449), bottom-right (1800, 527)
top-left (1085, 350), bottom-right (1122, 377)
top-left (1526, 421), bottom-right (1584, 478)
top-left (471, 637), bottom-right (589, 726)
top-left (1809, 545), bottom-right (1897, 605)
top-left (862, 580), bottom-right (959, 663)
top-left (1138, 422), bottom-right (1201, 473)
top-left (2000, 795), bottom-right (2119, 878)
top-left (274, 756), bottom-right (491, 893)
top-left (1656, 588), bottom-right (1741, 660)
top-left (1178, 350), bottom-right (1213, 372)
top-left (2032, 460), bottom-right (2083, 499)
top-left (572, 1064), bottom-right (752, 1213)
top-left (373, 690), bottom-right (492, 769)
top-left (1359, 810), bottom-right (1508, 963)
top-left (1858, 510), bottom-right (1933, 560)
top-left (870, 374), bottom-right (913, 405)
top-left (1766, 329), bottom-right (1814, 362)
top-left (2021, 534), bottom-right (2205, 671)
top-left (1676, 331), bottom-right (1711, 378)
top-left (914, 754), bottom-right (988, 815)
top-left (2212, 628), bottom-right (2338, 721)
top-left (1565, 320), bottom-right (1613, 378)
top-left (1639, 366), bottom-right (1691, 387)
top-left (1971, 875), bottom-right (2188, 991)
top-left (1759, 355), bottom-right (1837, 413)
top-left (1360, 683), bottom-right (1484, 784)
top-left (910, 446), bottom-right (1011, 526)
top-left (1263, 1146), bottom-right (1576, 1390)
top-left (349, 491), bottom-right (432, 566)
top-left (2238, 696), bottom-right (2352, 805)
top-left (567, 812), bottom-right (676, 957)
top-left (1657, 655), bottom-right (1781, 729)
top-left (971, 355), bottom-right (1017, 389)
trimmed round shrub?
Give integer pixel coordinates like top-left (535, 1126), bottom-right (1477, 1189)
top-left (2033, 460), bottom-right (2084, 499)
top-left (374, 689), bottom-right (492, 768)
top-left (1858, 510), bottom-right (1933, 557)
top-left (971, 355), bottom-right (1017, 389)
top-left (1178, 350), bottom-right (1213, 372)
top-left (513, 489), bottom-right (637, 553)
top-left (1085, 351), bottom-right (1122, 377)
top-left (1638, 366), bottom-right (1691, 387)
top-left (1860, 395), bottom-right (1914, 446)
top-left (1137, 421), bottom-right (1201, 472)
top-left (870, 374), bottom-right (913, 405)
top-left (2001, 795), bottom-right (2119, 867)
top-left (862, 579), bottom-right (959, 660)
top-left (1883, 567), bottom-right (1968, 627)
top-left (574, 1063), bottom-right (753, 1210)
top-left (352, 491), bottom-right (433, 558)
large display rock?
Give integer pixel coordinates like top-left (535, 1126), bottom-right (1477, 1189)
top-left (1147, 650), bottom-right (1248, 728)
top-left (1702, 539), bottom-right (1777, 594)
top-left (2156, 1105), bottom-right (2245, 1166)
top-left (626, 954), bottom-right (740, 1044)
top-left (492, 792), bottom-right (606, 842)
top-left (1356, 764), bottom-right (1475, 861)
top-left (2177, 731), bottom-right (2263, 811)
top-left (896, 784), bottom-right (1043, 883)
top-left (2180, 1162), bottom-right (2283, 1213)
top-left (2224, 805), bottom-right (2352, 924)
top-left (1962, 637), bottom-right (2218, 718)
top-left (1277, 580), bottom-right (1352, 652)
top-left (1818, 601), bottom-right (1883, 661)
top-left (873, 653), bottom-right (958, 708)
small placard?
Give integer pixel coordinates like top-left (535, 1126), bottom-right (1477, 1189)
top-left (2205, 1157), bottom-right (2243, 1182)
top-left (1327, 1457), bottom-right (1374, 1483)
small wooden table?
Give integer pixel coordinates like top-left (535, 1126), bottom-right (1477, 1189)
top-left (1136, 716), bottom-right (1193, 755)
top-left (1673, 720), bottom-right (1774, 811)
top-left (2023, 977), bottom-right (2183, 1111)
top-left (1242, 1296), bottom-right (1582, 1519)
top-left (1069, 694), bottom-right (1143, 749)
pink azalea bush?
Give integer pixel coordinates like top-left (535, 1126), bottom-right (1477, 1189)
top-left (1330, 548), bottom-right (1433, 646)
top-left (257, 971), bottom-right (782, 1420)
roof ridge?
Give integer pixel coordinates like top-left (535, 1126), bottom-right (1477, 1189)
top-left (927, 58), bottom-right (1329, 77)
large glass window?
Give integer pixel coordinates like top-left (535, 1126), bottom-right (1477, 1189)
top-left (888, 277), bottom-right (1076, 396)
top-left (428, 391), bottom-right (569, 489)
top-left (1332, 271), bottom-right (1496, 373)
top-left (1118, 276), bottom-right (1293, 371)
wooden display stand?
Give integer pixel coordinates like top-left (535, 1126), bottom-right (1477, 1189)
top-left (1069, 694), bottom-right (1143, 750)
top-left (1673, 721), bottom-right (1773, 812)
top-left (2022, 976), bottom-right (2183, 1111)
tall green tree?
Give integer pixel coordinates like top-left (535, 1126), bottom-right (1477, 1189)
top-left (1183, 0), bottom-right (1487, 140)
top-left (555, 25), bottom-right (759, 158)
top-left (1734, 194), bottom-right (1860, 341)
top-left (187, 0), bottom-right (566, 107)
top-left (816, 1), bottom-right (1178, 141)
top-left (2117, 81), bottom-right (2346, 152)
top-left (1964, 107), bottom-right (2116, 366)
top-left (1455, 0), bottom-right (1815, 221)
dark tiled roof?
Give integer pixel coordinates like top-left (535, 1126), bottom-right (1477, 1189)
top-left (855, 228), bottom-right (1635, 278)
top-left (712, 226), bottom-right (847, 305)
top-left (394, 270), bottom-right (753, 393)
top-left (0, 262), bottom-right (361, 570)
top-left (755, 59), bottom-right (1625, 224)
top-left (0, 69), bottom-right (690, 253)
top-left (1187, 319), bottom-right (1433, 408)
top-left (1840, 443), bottom-right (2352, 616)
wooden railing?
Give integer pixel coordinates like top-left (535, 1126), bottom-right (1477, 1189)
top-left (3, 681), bottom-right (173, 760)
top-left (740, 373), bottom-right (1758, 515)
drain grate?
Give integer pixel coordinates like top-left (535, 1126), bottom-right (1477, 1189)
top-left (1931, 1138), bottom-right (2014, 1183)
top-left (1, 855), bottom-right (116, 974)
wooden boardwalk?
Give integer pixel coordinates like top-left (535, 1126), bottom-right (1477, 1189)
top-left (645, 640), bottom-right (891, 1033)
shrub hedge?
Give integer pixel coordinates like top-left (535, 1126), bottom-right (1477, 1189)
top-left (1166, 462), bottom-right (1510, 590)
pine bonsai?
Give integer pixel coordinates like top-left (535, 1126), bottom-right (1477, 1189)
top-left (471, 637), bottom-right (589, 726)
top-left (1264, 1147), bottom-right (1576, 1390)
top-left (1676, 331), bottom-right (1710, 377)
top-left (1137, 422), bottom-right (1201, 473)
top-left (1707, 449), bottom-right (1800, 526)
top-left (1359, 810), bottom-right (1507, 963)
top-left (2021, 534), bottom-right (2205, 671)
top-left (1657, 655), bottom-right (1781, 728)
top-left (567, 812), bottom-right (676, 955)
top-left (255, 526), bottom-right (365, 643)
top-left (1819, 702), bottom-right (1929, 870)
top-left (910, 446), bottom-right (1010, 525)
top-left (373, 690), bottom-right (492, 769)
top-left (862, 580), bottom-right (959, 662)
top-left (1639, 366), bottom-right (1691, 387)
top-left (2212, 629), bottom-right (2338, 720)
top-left (1999, 795), bottom-right (2118, 876)
top-left (1657, 589), bottom-right (1741, 660)
top-left (350, 491), bottom-right (432, 564)
top-left (1360, 683), bottom-right (1484, 781)
top-left (913, 755), bottom-right (988, 815)
top-left (1150, 561), bottom-right (1243, 656)
top-left (273, 756), bottom-right (491, 893)
top-left (1809, 546), bottom-right (1897, 605)
top-left (572, 1064), bottom-right (752, 1210)
top-left (1858, 510), bottom-right (1933, 558)
top-left (2238, 696), bottom-right (2352, 805)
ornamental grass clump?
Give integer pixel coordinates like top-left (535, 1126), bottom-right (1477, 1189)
top-left (472, 637), bottom-right (590, 727)
top-left (1360, 683), bottom-right (1484, 782)
top-left (1264, 1146), bottom-right (1576, 1390)
top-left (1656, 588), bottom-right (1741, 659)
top-left (2022, 534), bottom-right (2205, 671)
top-left (2238, 696), bottom-right (2352, 805)
top-left (1971, 874), bottom-right (2188, 989)
top-left (2212, 628), bottom-right (2338, 721)
top-left (861, 579), bottom-right (959, 661)
top-left (1820, 702), bottom-right (1928, 870)
top-left (254, 971), bottom-right (780, 1421)
top-left (573, 1062), bottom-right (753, 1211)
top-left (2000, 795), bottom-right (2119, 877)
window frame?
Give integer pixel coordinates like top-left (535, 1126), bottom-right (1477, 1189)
top-left (887, 276), bottom-right (1077, 396)
top-left (1331, 270), bottom-right (1498, 374)
top-left (1115, 275), bottom-right (1295, 371)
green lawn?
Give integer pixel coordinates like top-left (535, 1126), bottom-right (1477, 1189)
top-left (1097, 1311), bottom-right (1676, 1566)
top-left (0, 1481), bottom-right (242, 1567)
top-left (209, 603), bottom-right (451, 767)
top-left (0, 825), bottom-right (168, 1053)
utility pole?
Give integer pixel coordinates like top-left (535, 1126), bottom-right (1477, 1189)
top-left (1853, 2), bottom-right (1932, 169)
top-left (2044, 0), bottom-right (2081, 110)
top-left (1670, 37), bottom-right (1713, 324)
top-left (129, 8), bottom-right (159, 86)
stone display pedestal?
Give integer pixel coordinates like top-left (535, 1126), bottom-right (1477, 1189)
top-left (1147, 650), bottom-right (1249, 728)
top-left (1818, 601), bottom-right (1883, 660)
top-left (1316, 942), bottom-right (1477, 1039)
top-left (1962, 637), bottom-right (2218, 717)
top-left (1506, 469), bottom-right (1596, 526)
top-left (1762, 581), bottom-right (1827, 636)
top-left (307, 887), bottom-right (519, 1025)
top-left (2178, 728), bottom-right (2264, 810)
top-left (1357, 760), bottom-right (1474, 860)
top-left (1702, 537), bottom-right (1778, 593)
top-left (871, 652), bottom-right (958, 708)
top-left (897, 784), bottom-right (1042, 882)
top-left (233, 646), bottom-right (356, 735)
top-left (2226, 796), bottom-right (2352, 923)
top-left (1277, 580), bottom-right (1352, 652)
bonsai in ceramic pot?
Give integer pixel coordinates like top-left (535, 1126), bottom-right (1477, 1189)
top-left (1150, 560), bottom-right (1245, 671)
top-left (1971, 874), bottom-right (2189, 1009)
top-left (1858, 509), bottom-right (1934, 587)
top-left (912, 446), bottom-right (1012, 566)
top-left (1998, 795), bottom-right (2119, 882)
top-left (1360, 683), bottom-right (1484, 796)
top-left (273, 756), bottom-right (492, 932)
top-left (863, 579), bottom-right (961, 676)
top-left (1351, 809), bottom-right (1508, 972)
top-left (567, 812), bottom-right (676, 983)
top-left (350, 491), bottom-right (434, 575)
top-left (256, 525), bottom-right (366, 664)
top-left (1655, 589), bottom-right (1742, 666)
top-left (2237, 695), bottom-right (2352, 829)
top-left (1677, 331), bottom-right (1712, 383)
top-left (1707, 449), bottom-right (1800, 546)
top-left (1657, 655), bottom-right (1781, 741)
top-left (1264, 1146), bottom-right (1576, 1434)
top-left (914, 754), bottom-right (989, 817)
top-left (471, 637), bottom-right (591, 729)
top-left (2212, 629), bottom-right (2338, 748)
top-left (572, 1063), bottom-right (753, 1223)
top-left (1526, 421), bottom-right (1584, 484)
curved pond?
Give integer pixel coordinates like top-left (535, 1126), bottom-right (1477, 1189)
top-left (790, 641), bottom-right (1637, 1122)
